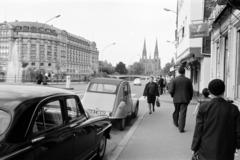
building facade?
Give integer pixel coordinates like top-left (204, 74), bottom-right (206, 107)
top-left (209, 3), bottom-right (240, 104)
top-left (140, 39), bottom-right (161, 76)
top-left (0, 21), bottom-right (99, 82)
top-left (175, 0), bottom-right (212, 94)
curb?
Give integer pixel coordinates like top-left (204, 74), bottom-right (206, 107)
top-left (107, 112), bottom-right (147, 160)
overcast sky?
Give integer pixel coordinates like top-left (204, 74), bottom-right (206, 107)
top-left (1, 0), bottom-right (177, 67)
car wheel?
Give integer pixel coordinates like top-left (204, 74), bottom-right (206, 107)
top-left (96, 136), bottom-right (107, 160)
top-left (119, 118), bottom-right (126, 130)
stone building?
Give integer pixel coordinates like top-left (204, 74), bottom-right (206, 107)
top-left (140, 39), bottom-right (161, 76)
top-left (0, 21), bottom-right (99, 82)
top-left (209, 2), bottom-right (240, 105)
top-left (175, 0), bottom-right (213, 94)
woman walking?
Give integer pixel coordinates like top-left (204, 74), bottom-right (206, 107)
top-left (143, 76), bottom-right (160, 114)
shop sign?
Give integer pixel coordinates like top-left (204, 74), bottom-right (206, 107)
top-left (189, 23), bottom-right (209, 38)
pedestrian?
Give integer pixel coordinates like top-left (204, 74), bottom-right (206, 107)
top-left (191, 79), bottom-right (240, 160)
top-left (143, 76), bottom-right (160, 114)
top-left (36, 72), bottom-right (43, 85)
top-left (193, 88), bottom-right (211, 115)
top-left (158, 75), bottom-right (165, 95)
top-left (168, 66), bottom-right (193, 132)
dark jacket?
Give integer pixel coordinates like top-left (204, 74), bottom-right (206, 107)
top-left (143, 82), bottom-right (159, 97)
top-left (191, 97), bottom-right (240, 160)
top-left (168, 75), bottom-right (193, 104)
top-left (158, 78), bottom-right (165, 87)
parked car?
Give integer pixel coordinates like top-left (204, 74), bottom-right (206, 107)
top-left (82, 78), bottom-right (139, 130)
top-left (133, 78), bottom-right (141, 86)
top-left (0, 84), bottom-right (111, 160)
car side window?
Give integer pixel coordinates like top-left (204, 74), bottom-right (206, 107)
top-left (32, 100), bottom-right (63, 134)
top-left (66, 98), bottom-right (81, 121)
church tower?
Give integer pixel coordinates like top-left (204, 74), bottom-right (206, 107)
top-left (142, 39), bottom-right (147, 59)
top-left (154, 39), bottom-right (159, 59)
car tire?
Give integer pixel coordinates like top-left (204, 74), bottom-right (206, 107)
top-left (132, 102), bottom-right (139, 118)
top-left (96, 136), bottom-right (107, 160)
top-left (119, 118), bottom-right (126, 130)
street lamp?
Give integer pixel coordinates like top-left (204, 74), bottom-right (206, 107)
top-left (101, 42), bottom-right (116, 52)
top-left (99, 42), bottom-right (116, 74)
top-left (45, 14), bottom-right (61, 24)
top-left (163, 8), bottom-right (176, 14)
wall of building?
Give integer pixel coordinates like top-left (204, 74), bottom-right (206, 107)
top-left (0, 21), bottom-right (99, 82)
top-left (210, 8), bottom-right (240, 104)
top-left (199, 57), bottom-right (210, 92)
top-left (176, 0), bottom-right (204, 62)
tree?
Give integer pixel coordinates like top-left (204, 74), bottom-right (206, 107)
top-left (129, 62), bottom-right (145, 75)
top-left (162, 62), bottom-right (173, 76)
top-left (115, 62), bottom-right (128, 74)
top-left (99, 60), bottom-right (115, 74)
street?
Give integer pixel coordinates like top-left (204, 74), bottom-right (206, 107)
top-left (49, 81), bottom-right (146, 159)
top-left (48, 81), bottom-right (201, 160)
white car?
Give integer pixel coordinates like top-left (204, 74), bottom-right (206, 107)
top-left (133, 78), bottom-right (141, 86)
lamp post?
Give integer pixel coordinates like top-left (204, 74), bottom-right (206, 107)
top-left (45, 14), bottom-right (61, 24)
top-left (163, 8), bottom-right (176, 14)
top-left (99, 42), bottom-right (116, 74)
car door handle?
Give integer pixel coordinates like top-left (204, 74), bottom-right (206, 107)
top-left (31, 136), bottom-right (45, 143)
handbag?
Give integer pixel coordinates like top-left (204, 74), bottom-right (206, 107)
top-left (191, 152), bottom-right (199, 160)
top-left (156, 98), bottom-right (160, 107)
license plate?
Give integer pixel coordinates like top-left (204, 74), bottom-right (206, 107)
top-left (88, 109), bottom-right (107, 116)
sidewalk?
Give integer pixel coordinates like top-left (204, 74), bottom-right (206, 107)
top-left (117, 94), bottom-right (197, 160)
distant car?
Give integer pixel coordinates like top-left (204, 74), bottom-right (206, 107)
top-left (133, 78), bottom-right (141, 86)
top-left (82, 78), bottom-right (139, 130)
top-left (0, 85), bottom-right (111, 160)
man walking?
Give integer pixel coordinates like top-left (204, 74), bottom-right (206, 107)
top-left (169, 67), bottom-right (193, 132)
top-left (191, 79), bottom-right (240, 160)
top-left (158, 75), bottom-right (165, 95)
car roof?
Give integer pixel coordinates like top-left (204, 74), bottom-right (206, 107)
top-left (0, 84), bottom-right (74, 111)
top-left (90, 78), bottom-right (125, 85)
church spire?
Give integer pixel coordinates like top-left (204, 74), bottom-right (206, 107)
top-left (142, 39), bottom-right (147, 59)
top-left (154, 39), bottom-right (159, 59)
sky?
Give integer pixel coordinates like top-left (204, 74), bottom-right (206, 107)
top-left (1, 0), bottom-right (177, 67)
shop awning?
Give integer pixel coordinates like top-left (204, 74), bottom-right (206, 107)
top-left (176, 47), bottom-right (202, 65)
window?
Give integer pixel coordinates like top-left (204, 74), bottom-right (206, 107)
top-left (22, 44), bottom-right (28, 61)
top-left (66, 98), bottom-right (81, 120)
top-left (32, 100), bottom-right (63, 134)
top-left (0, 110), bottom-right (11, 135)
top-left (39, 45), bottom-right (45, 61)
top-left (30, 44), bottom-right (36, 60)
top-left (236, 31), bottom-right (240, 99)
top-left (47, 45), bottom-right (52, 60)
top-left (88, 83), bottom-right (117, 93)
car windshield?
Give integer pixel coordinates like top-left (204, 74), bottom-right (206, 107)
top-left (0, 110), bottom-right (11, 135)
top-left (88, 83), bottom-right (117, 94)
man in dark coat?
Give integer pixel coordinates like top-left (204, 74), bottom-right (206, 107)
top-left (143, 76), bottom-right (159, 114)
top-left (169, 67), bottom-right (193, 132)
top-left (191, 79), bottom-right (240, 160)
top-left (158, 75), bottom-right (165, 95)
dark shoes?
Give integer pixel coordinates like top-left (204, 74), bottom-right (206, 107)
top-left (173, 121), bottom-right (178, 127)
top-left (179, 130), bottom-right (185, 133)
